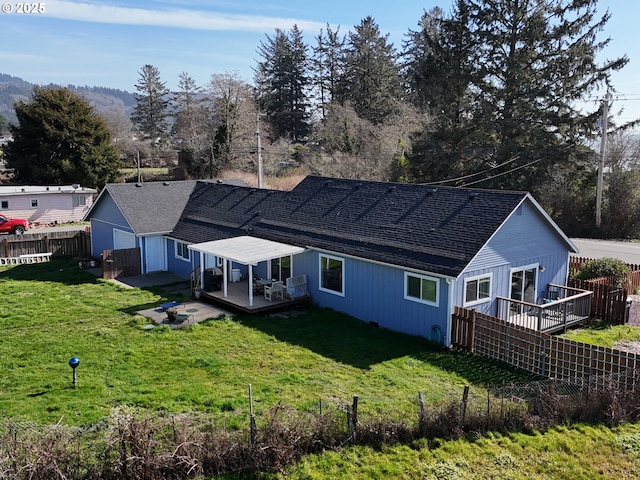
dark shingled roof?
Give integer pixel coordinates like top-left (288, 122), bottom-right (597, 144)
top-left (87, 180), bottom-right (241, 235)
top-left (170, 182), bottom-right (286, 243)
top-left (172, 176), bottom-right (535, 278)
top-left (250, 176), bottom-right (530, 277)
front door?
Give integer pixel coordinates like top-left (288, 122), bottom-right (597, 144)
top-left (510, 266), bottom-right (537, 311)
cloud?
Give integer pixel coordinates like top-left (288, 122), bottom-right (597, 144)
top-left (45, 1), bottom-right (324, 32)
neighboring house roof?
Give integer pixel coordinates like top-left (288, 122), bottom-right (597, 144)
top-left (85, 180), bottom-right (243, 235)
top-left (175, 176), bottom-right (576, 278)
top-left (0, 185), bottom-right (97, 195)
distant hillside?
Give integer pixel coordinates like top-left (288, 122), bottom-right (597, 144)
top-left (0, 73), bottom-right (136, 126)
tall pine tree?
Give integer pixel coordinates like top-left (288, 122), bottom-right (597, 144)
top-left (405, 0), bottom-right (628, 196)
top-left (340, 16), bottom-right (402, 125)
top-left (131, 64), bottom-right (170, 141)
top-left (255, 25), bottom-right (310, 141)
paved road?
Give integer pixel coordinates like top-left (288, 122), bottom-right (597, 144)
top-left (571, 238), bottom-right (640, 265)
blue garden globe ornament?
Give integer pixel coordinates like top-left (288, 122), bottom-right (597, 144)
top-left (69, 356), bottom-right (80, 387)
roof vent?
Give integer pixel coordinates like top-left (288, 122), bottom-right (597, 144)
top-left (426, 187), bottom-right (438, 195)
top-left (387, 186), bottom-right (396, 193)
top-left (46, 187), bottom-right (49, 191)
top-left (324, 180), bottom-right (333, 186)
top-left (249, 188), bottom-right (257, 193)
top-left (135, 183), bottom-right (143, 187)
top-left (469, 192), bottom-right (478, 199)
top-left (354, 183), bottom-right (362, 190)
top-left (163, 181), bottom-right (170, 186)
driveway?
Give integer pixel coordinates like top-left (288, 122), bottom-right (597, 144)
top-left (571, 238), bottom-right (640, 264)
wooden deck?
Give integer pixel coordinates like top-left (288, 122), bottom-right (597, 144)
top-left (198, 279), bottom-right (310, 314)
top-left (496, 285), bottom-right (593, 334)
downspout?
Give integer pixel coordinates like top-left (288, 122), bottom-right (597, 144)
top-left (446, 278), bottom-right (455, 348)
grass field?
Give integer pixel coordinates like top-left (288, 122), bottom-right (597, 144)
top-left (2, 259), bottom-right (640, 479)
top-left (0, 259), bottom-right (534, 428)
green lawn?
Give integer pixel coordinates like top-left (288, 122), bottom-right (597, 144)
top-left (0, 259), bottom-right (533, 427)
top-left (2, 260), bottom-right (640, 478)
top-left (560, 321), bottom-right (640, 348)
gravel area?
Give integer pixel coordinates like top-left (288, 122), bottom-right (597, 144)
top-left (627, 294), bottom-right (640, 327)
top-left (613, 294), bottom-right (640, 353)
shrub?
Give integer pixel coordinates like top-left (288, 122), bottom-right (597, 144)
top-left (574, 257), bottom-right (630, 286)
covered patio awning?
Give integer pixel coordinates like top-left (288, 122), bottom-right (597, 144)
top-left (188, 236), bottom-right (306, 307)
top-left (188, 235), bottom-right (306, 265)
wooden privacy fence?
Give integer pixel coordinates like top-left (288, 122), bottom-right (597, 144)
top-left (451, 306), bottom-right (640, 390)
top-left (1, 230), bottom-right (91, 259)
top-left (567, 278), bottom-right (629, 324)
top-left (101, 247), bottom-right (141, 279)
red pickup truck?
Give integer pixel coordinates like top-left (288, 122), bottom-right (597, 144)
top-left (0, 214), bottom-right (30, 235)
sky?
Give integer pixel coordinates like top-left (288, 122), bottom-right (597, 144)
top-left (1, 0), bottom-right (640, 123)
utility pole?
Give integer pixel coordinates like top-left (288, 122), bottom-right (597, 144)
top-left (136, 151), bottom-right (141, 184)
top-left (595, 92), bottom-right (612, 228)
top-left (255, 112), bottom-right (264, 188)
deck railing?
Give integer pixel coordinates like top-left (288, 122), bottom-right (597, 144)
top-left (496, 284), bottom-right (593, 333)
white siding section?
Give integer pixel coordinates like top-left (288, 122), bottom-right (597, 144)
top-left (0, 189), bottom-right (95, 224)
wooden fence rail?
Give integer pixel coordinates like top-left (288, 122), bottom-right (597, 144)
top-left (1, 230), bottom-right (91, 259)
top-left (452, 306), bottom-right (640, 391)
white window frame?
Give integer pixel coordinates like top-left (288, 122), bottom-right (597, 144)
top-left (30, 198), bottom-right (39, 208)
top-left (404, 272), bottom-right (439, 306)
top-left (319, 253), bottom-right (345, 296)
top-left (73, 195), bottom-right (87, 207)
top-left (175, 240), bottom-right (190, 262)
top-left (463, 273), bottom-right (493, 307)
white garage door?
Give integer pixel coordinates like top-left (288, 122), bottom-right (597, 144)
top-left (113, 229), bottom-right (136, 249)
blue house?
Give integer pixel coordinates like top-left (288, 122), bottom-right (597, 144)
top-left (83, 180), bottom-right (242, 274)
top-left (87, 176), bottom-right (579, 344)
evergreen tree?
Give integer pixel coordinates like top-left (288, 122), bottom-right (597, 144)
top-left (131, 64), bottom-right (170, 141)
top-left (255, 25), bottom-right (311, 141)
top-left (5, 86), bottom-right (120, 189)
top-left (405, 0), bottom-right (628, 197)
top-left (340, 16), bottom-right (402, 125)
top-left (402, 3), bottom-right (482, 183)
top-left (0, 112), bottom-right (10, 135)
top-left (311, 24), bottom-right (346, 119)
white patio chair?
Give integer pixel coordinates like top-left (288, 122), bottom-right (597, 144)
top-left (264, 281), bottom-right (284, 301)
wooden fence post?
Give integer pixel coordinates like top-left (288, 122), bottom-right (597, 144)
top-left (460, 385), bottom-right (470, 423)
top-left (248, 384), bottom-right (257, 445)
top-left (348, 395), bottom-right (358, 443)
top-left (418, 391), bottom-right (426, 434)
top-left (469, 309), bottom-right (476, 353)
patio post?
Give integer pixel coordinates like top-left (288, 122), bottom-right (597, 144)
top-left (199, 251), bottom-right (205, 290)
top-left (222, 258), bottom-right (228, 297)
top-left (248, 265), bottom-right (254, 307)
